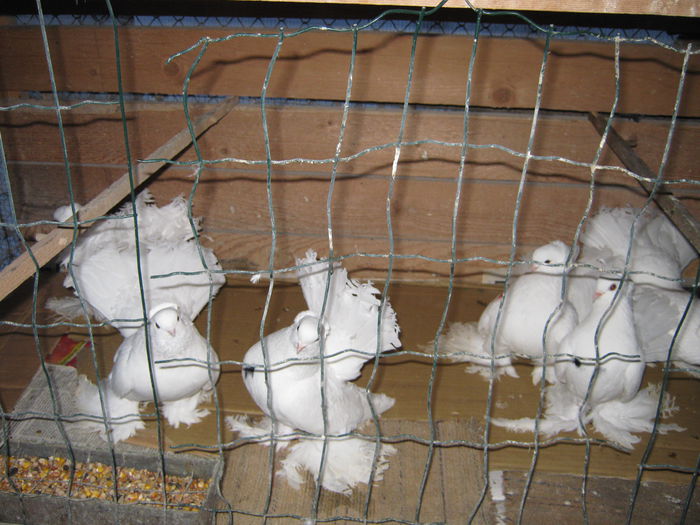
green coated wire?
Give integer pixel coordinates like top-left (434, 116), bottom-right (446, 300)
top-left (174, 35), bottom-right (232, 520)
top-left (140, 134), bottom-right (697, 187)
top-left (368, 5), bottom-right (427, 521)
top-left (307, 25), bottom-right (360, 523)
top-left (626, 41), bottom-right (695, 525)
top-left (105, 0), bottom-right (171, 517)
top-left (30, 2), bottom-right (83, 518)
top-left (258, 28), bottom-right (287, 524)
top-left (479, 23), bottom-right (553, 525)
top-left (521, 31), bottom-right (623, 525)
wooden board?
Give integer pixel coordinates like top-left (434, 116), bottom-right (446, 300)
top-left (494, 470), bottom-right (700, 522)
top-left (1, 27), bottom-right (698, 116)
top-left (255, 0), bottom-right (700, 18)
top-left (3, 101), bottom-right (698, 283)
top-left (218, 418), bottom-right (491, 523)
top-left (4, 102), bottom-right (698, 185)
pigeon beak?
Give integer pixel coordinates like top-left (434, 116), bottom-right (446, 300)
top-left (168, 328), bottom-right (177, 337)
top-left (295, 343), bottom-right (305, 354)
top-left (594, 291), bottom-right (603, 299)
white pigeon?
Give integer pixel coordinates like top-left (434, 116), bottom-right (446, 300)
top-left (227, 250), bottom-right (400, 495)
top-left (494, 277), bottom-right (683, 449)
top-left (76, 302), bottom-right (220, 443)
top-left (439, 241), bottom-right (580, 384)
top-left (46, 189), bottom-right (225, 336)
top-left (46, 190), bottom-right (225, 440)
top-left (581, 206), bottom-right (694, 291)
top-left (580, 206), bottom-right (698, 372)
top-left (633, 284), bottom-right (700, 375)
top-left (554, 277), bottom-right (644, 407)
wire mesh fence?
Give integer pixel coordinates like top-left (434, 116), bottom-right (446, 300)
top-left (0, 0), bottom-right (699, 523)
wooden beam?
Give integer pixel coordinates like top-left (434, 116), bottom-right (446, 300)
top-left (255, 0), bottom-right (698, 18)
top-left (0, 97), bottom-right (239, 302)
top-left (589, 112), bottom-right (700, 255)
top-left (1, 27), bottom-right (697, 117)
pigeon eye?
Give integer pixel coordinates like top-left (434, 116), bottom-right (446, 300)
top-left (544, 259), bottom-right (551, 264)
top-left (155, 322), bottom-right (161, 329)
top-left (609, 283), bottom-right (617, 291)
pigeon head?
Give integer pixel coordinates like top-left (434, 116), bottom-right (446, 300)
top-left (291, 313), bottom-right (326, 355)
top-left (530, 240), bottom-right (571, 274)
top-left (149, 302), bottom-right (180, 338)
top-left (593, 276), bottom-right (632, 303)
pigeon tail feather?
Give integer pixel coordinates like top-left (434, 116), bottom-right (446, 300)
top-left (435, 321), bottom-right (519, 379)
top-left (296, 250), bottom-right (401, 381)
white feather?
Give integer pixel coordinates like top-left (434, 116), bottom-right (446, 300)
top-left (633, 284), bottom-right (700, 371)
top-left (435, 321), bottom-right (519, 379)
top-left (581, 206), bottom-right (696, 291)
top-left (74, 374), bottom-right (145, 443)
top-left (590, 384), bottom-right (684, 450)
top-left (47, 191), bottom-right (225, 336)
top-left (279, 437), bottom-right (396, 496)
top-left (448, 241), bottom-right (580, 383)
top-left (295, 250), bottom-right (401, 382)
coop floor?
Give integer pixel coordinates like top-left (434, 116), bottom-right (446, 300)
top-left (1, 271), bottom-right (698, 522)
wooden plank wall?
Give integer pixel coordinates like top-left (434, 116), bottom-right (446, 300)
top-left (255, 0), bottom-right (700, 18)
top-left (1, 24), bottom-right (699, 284)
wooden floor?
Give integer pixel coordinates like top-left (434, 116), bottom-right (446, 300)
top-left (1, 270), bottom-right (699, 522)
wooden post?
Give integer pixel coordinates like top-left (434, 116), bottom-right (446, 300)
top-left (0, 97), bottom-right (239, 302)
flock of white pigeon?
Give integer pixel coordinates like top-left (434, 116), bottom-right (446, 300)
top-left (45, 191), bottom-right (698, 495)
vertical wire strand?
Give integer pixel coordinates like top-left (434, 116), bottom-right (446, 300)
top-left (625, 42), bottom-right (694, 525)
top-left (567, 35), bottom-right (623, 525)
top-left (482, 26), bottom-right (553, 525)
top-left (31, 3), bottom-right (82, 519)
top-left (175, 37), bottom-right (231, 521)
top-left (364, 7), bottom-right (427, 522)
top-left (680, 453), bottom-right (700, 523)
top-left (307, 26), bottom-right (360, 523)
top-left (258, 29), bottom-right (286, 523)
top-left (447, 9), bottom-right (483, 524)
top-left (102, 1), bottom-right (171, 520)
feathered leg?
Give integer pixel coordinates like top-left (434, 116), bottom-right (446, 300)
top-left (161, 390), bottom-right (211, 428)
top-left (279, 436), bottom-right (397, 495)
top-left (226, 415), bottom-right (295, 450)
